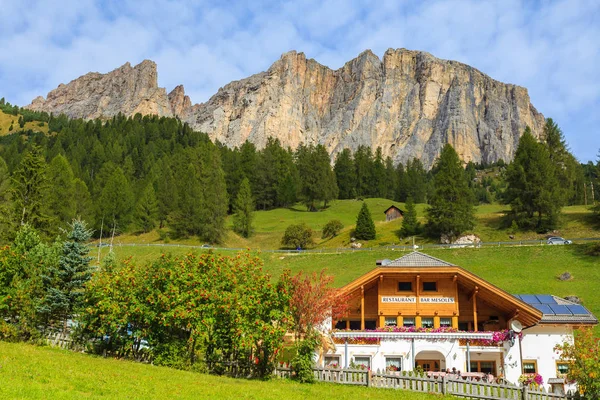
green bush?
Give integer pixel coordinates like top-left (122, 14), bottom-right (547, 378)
top-left (281, 223), bottom-right (314, 249)
top-left (321, 220), bottom-right (344, 239)
top-left (290, 335), bottom-right (318, 383)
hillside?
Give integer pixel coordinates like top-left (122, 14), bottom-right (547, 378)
top-left (26, 49), bottom-right (545, 167)
top-left (97, 245), bottom-right (600, 334)
top-left (112, 199), bottom-right (599, 250)
top-left (0, 109), bottom-right (49, 136)
top-left (0, 341), bottom-right (450, 400)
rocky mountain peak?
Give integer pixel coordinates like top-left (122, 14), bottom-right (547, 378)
top-left (27, 49), bottom-right (545, 168)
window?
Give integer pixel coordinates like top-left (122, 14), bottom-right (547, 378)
top-left (470, 361), bottom-right (496, 374)
top-left (458, 322), bottom-right (469, 331)
top-left (403, 317), bottom-right (415, 327)
top-left (324, 356), bottom-right (340, 368)
top-left (556, 362), bottom-right (569, 376)
top-left (440, 318), bottom-right (452, 327)
top-left (385, 357), bottom-right (403, 372)
top-left (523, 360), bottom-right (537, 374)
top-left (421, 317), bottom-right (434, 328)
top-left (349, 321), bottom-right (361, 330)
top-left (353, 356), bottom-right (371, 369)
top-left (385, 317), bottom-right (397, 327)
top-left (398, 282), bottom-right (412, 291)
top-left (422, 282), bottom-right (437, 291)
top-left (365, 320), bottom-right (376, 330)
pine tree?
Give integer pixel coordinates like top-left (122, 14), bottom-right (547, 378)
top-left (334, 149), bottom-right (356, 199)
top-left (171, 163), bottom-right (203, 237)
top-left (41, 219), bottom-right (93, 330)
top-left (200, 149), bottom-right (228, 244)
top-left (98, 167), bottom-right (134, 233)
top-left (47, 154), bottom-right (76, 229)
top-left (371, 147), bottom-right (386, 198)
top-left (156, 161), bottom-right (178, 229)
top-left (354, 146), bottom-right (373, 198)
top-left (134, 184), bottom-right (158, 233)
top-left (426, 144), bottom-right (475, 241)
top-left (233, 177), bottom-right (254, 238)
top-left (401, 196), bottom-right (420, 236)
top-left (542, 118), bottom-right (579, 205)
top-left (504, 128), bottom-right (561, 230)
top-left (395, 162), bottom-right (407, 202)
top-left (11, 145), bottom-right (50, 233)
top-left (354, 202), bottom-right (376, 240)
top-left (0, 156), bottom-right (12, 242)
top-left (405, 158), bottom-right (428, 203)
top-left (73, 178), bottom-right (93, 221)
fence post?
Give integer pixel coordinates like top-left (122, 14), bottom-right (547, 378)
top-left (522, 385), bottom-right (529, 400)
top-left (442, 375), bottom-right (447, 395)
top-left (366, 370), bottom-right (371, 387)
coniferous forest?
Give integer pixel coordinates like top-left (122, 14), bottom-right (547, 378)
top-left (0, 97), bottom-right (598, 245)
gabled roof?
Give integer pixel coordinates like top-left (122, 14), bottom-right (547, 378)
top-left (383, 205), bottom-right (404, 214)
top-left (514, 294), bottom-right (598, 325)
top-left (338, 251), bottom-right (544, 327)
top-left (385, 251), bottom-right (456, 267)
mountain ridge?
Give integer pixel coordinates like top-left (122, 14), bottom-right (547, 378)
top-left (26, 49), bottom-right (545, 168)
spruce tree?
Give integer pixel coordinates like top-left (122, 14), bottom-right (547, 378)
top-left (73, 178), bottom-right (92, 221)
top-left (134, 184), bottom-right (159, 233)
top-left (505, 128), bottom-right (561, 230)
top-left (426, 144), bottom-right (475, 242)
top-left (42, 219), bottom-right (93, 330)
top-left (98, 167), bottom-right (134, 233)
top-left (11, 145), bottom-right (50, 233)
top-left (354, 145), bottom-right (373, 198)
top-left (47, 154), bottom-right (76, 229)
top-left (401, 196), bottom-right (420, 236)
top-left (0, 156), bottom-right (12, 242)
top-left (542, 118), bottom-right (579, 205)
top-left (233, 177), bottom-right (254, 238)
top-left (200, 149), bottom-right (228, 244)
top-left (354, 202), bottom-right (376, 240)
top-left (334, 149), bottom-right (356, 199)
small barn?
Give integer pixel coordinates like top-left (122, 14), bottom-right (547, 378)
top-left (384, 205), bottom-right (404, 222)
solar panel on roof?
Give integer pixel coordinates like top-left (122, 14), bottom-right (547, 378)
top-left (566, 305), bottom-right (589, 315)
top-left (513, 295), bottom-right (522, 300)
top-left (520, 295), bottom-right (541, 304)
top-left (549, 305), bottom-right (572, 315)
top-left (535, 295), bottom-right (557, 304)
top-left (534, 304), bottom-right (554, 314)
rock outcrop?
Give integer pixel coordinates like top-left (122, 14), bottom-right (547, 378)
top-left (27, 49), bottom-right (546, 168)
top-left (26, 60), bottom-right (174, 120)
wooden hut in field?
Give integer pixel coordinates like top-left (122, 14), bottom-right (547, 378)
top-left (384, 205), bottom-right (404, 222)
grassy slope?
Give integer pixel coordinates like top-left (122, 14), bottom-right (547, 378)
top-left (0, 110), bottom-right (49, 136)
top-left (113, 199), bottom-right (599, 250)
top-left (0, 342), bottom-right (451, 400)
top-left (99, 245), bottom-right (600, 333)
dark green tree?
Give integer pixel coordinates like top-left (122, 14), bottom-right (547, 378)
top-left (354, 202), bottom-right (376, 240)
top-left (504, 128), bottom-right (562, 230)
top-left (371, 147), bottom-right (387, 198)
top-left (98, 167), bottom-right (134, 233)
top-left (73, 178), bottom-right (93, 222)
top-left (134, 184), bottom-right (158, 233)
top-left (394, 162), bottom-right (407, 202)
top-left (46, 154), bottom-right (76, 229)
top-left (426, 144), bottom-right (475, 241)
top-left (401, 196), bottom-right (420, 236)
top-left (199, 149), bottom-right (228, 244)
top-left (0, 156), bottom-right (12, 242)
top-left (233, 177), bottom-right (254, 238)
top-left (542, 118), bottom-right (580, 205)
top-left (11, 145), bottom-right (50, 233)
top-left (171, 163), bottom-right (203, 237)
top-left (354, 145), bottom-right (373, 197)
top-left (334, 149), bottom-right (356, 199)
top-left (40, 219), bottom-right (93, 330)
top-left (405, 158), bottom-right (428, 203)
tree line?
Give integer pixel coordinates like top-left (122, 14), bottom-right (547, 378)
top-left (0, 107), bottom-right (598, 244)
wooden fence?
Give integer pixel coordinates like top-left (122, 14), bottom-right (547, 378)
top-left (273, 367), bottom-right (573, 400)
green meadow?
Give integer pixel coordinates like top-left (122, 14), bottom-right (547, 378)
top-left (0, 341), bottom-right (452, 400)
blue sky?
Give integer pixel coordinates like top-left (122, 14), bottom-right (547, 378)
top-left (1, 0), bottom-right (599, 162)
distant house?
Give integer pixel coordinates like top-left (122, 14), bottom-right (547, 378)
top-left (384, 205), bottom-right (404, 222)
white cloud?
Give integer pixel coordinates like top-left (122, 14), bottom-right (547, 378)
top-left (0, 0), bottom-right (598, 160)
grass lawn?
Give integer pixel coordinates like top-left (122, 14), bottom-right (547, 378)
top-left (0, 342), bottom-right (452, 400)
top-left (110, 199), bottom-right (599, 251)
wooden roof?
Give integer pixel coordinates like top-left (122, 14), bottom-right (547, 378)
top-left (338, 252), bottom-right (543, 327)
top-left (383, 205), bottom-right (404, 215)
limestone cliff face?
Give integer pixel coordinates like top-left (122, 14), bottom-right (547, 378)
top-left (189, 49), bottom-right (544, 168)
top-left (27, 50), bottom-right (545, 168)
top-left (26, 60), bottom-right (174, 119)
